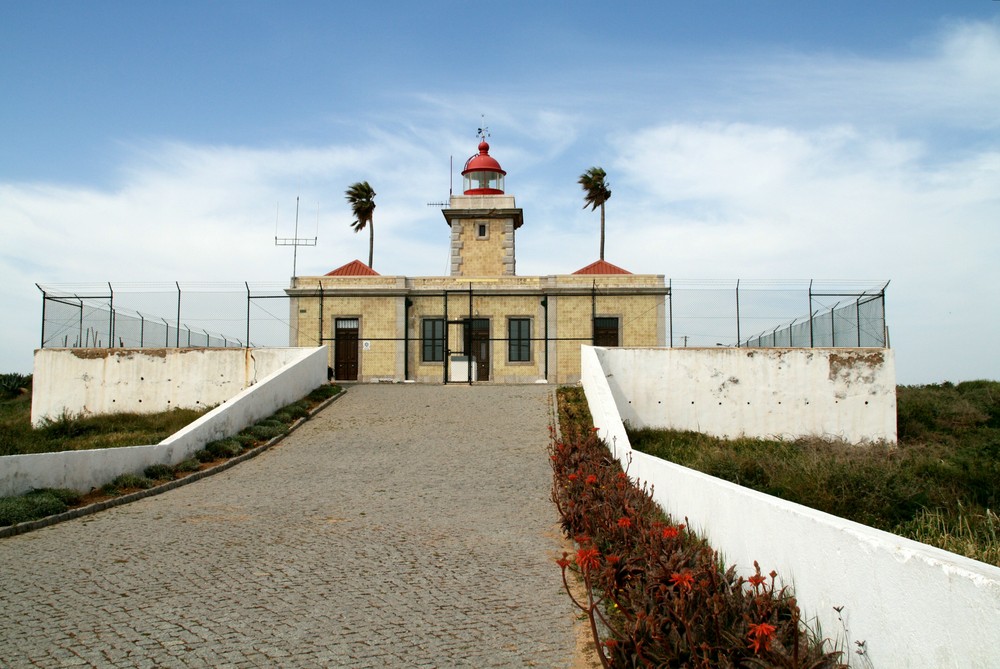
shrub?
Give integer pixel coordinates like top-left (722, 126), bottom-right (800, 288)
top-left (206, 438), bottom-right (242, 459)
top-left (193, 449), bottom-right (215, 463)
top-left (173, 458), bottom-right (201, 472)
top-left (234, 433), bottom-right (259, 449)
top-left (102, 473), bottom-right (154, 495)
top-left (285, 401), bottom-right (311, 419)
top-left (143, 464), bottom-right (175, 481)
top-left (0, 490), bottom-right (69, 526)
top-left (37, 487), bottom-right (82, 506)
top-left (39, 411), bottom-right (95, 440)
top-left (248, 423), bottom-right (285, 441)
top-left (307, 384), bottom-right (340, 402)
top-left (0, 373), bottom-right (31, 400)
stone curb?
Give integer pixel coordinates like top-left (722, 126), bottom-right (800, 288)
top-left (0, 388), bottom-right (346, 540)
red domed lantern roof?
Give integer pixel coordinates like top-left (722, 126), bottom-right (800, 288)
top-left (462, 141), bottom-right (506, 195)
top-left (463, 141), bottom-right (506, 176)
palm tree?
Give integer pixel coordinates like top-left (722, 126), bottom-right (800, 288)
top-left (578, 167), bottom-right (611, 260)
top-left (345, 181), bottom-right (376, 268)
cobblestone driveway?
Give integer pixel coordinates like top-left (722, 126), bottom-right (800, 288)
top-left (0, 384), bottom-right (578, 668)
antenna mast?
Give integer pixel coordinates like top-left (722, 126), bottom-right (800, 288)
top-left (274, 196), bottom-right (318, 278)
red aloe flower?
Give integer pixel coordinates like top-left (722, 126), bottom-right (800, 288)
top-left (568, 473), bottom-right (578, 482)
top-left (590, 426), bottom-right (600, 432)
top-left (617, 516), bottom-right (632, 529)
top-left (585, 474), bottom-right (598, 485)
top-left (556, 553), bottom-right (571, 569)
top-left (576, 547), bottom-right (601, 572)
top-left (669, 570), bottom-right (695, 592)
top-left (747, 622), bottom-right (776, 654)
top-left (661, 525), bottom-right (679, 539)
top-left (747, 573), bottom-right (766, 589)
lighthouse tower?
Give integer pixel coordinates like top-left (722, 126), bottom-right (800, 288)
top-left (443, 140), bottom-right (523, 276)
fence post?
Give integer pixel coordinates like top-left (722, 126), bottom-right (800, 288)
top-left (140, 314), bottom-right (145, 348)
top-left (245, 282), bottom-right (251, 348)
top-left (876, 281), bottom-right (890, 348)
top-left (318, 282), bottom-right (325, 348)
top-left (856, 297), bottom-right (862, 347)
top-left (735, 279), bottom-right (741, 347)
top-left (668, 278), bottom-right (673, 348)
top-left (36, 284), bottom-right (47, 349)
top-left (108, 282), bottom-right (115, 348)
top-left (591, 281), bottom-right (597, 344)
top-left (808, 280), bottom-right (814, 348)
top-left (443, 290), bottom-right (449, 384)
top-left (175, 282), bottom-right (182, 348)
top-left (830, 302), bottom-right (838, 346)
top-left (542, 295), bottom-right (549, 381)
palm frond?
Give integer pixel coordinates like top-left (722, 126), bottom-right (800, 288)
top-left (578, 167), bottom-right (611, 210)
top-left (345, 181), bottom-right (376, 233)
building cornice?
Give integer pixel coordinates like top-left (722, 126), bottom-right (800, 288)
top-left (443, 207), bottom-right (524, 230)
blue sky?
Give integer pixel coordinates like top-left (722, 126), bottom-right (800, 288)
top-left (2, 1), bottom-right (998, 383)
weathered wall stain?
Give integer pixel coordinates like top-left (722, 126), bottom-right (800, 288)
top-left (70, 347), bottom-right (174, 360)
top-left (828, 350), bottom-right (885, 384)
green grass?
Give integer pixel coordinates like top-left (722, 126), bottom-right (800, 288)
top-left (0, 394), bottom-right (209, 457)
top-left (627, 380), bottom-right (1000, 566)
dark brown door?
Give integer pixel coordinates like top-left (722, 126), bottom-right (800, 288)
top-left (593, 317), bottom-right (619, 347)
top-left (334, 318), bottom-right (359, 380)
top-left (465, 318), bottom-right (490, 381)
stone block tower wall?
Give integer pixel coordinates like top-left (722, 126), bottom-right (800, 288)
top-left (448, 214), bottom-right (517, 276)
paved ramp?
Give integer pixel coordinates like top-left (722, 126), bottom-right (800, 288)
top-left (0, 385), bottom-right (578, 668)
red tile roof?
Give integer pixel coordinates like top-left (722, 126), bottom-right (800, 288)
top-left (572, 259), bottom-right (632, 275)
top-left (324, 260), bottom-right (380, 276)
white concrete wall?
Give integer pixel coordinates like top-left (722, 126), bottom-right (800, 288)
top-left (2, 347), bottom-right (327, 497)
top-left (580, 346), bottom-right (1000, 668)
top-left (31, 348), bottom-right (311, 426)
top-left (596, 346), bottom-right (896, 443)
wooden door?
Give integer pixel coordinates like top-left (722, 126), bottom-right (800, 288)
top-left (465, 318), bottom-right (490, 381)
top-left (334, 318), bottom-right (359, 380)
top-left (593, 317), bottom-right (619, 347)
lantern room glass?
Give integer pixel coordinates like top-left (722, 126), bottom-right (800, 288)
top-left (463, 170), bottom-right (504, 193)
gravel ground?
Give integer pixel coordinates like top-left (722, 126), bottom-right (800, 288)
top-left (0, 384), bottom-right (579, 668)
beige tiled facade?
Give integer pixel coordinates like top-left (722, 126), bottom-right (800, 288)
top-left (288, 274), bottom-right (667, 384)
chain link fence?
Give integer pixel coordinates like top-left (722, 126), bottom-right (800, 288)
top-left (667, 280), bottom-right (888, 349)
top-left (37, 279), bottom-right (889, 353)
top-left (37, 283), bottom-right (294, 350)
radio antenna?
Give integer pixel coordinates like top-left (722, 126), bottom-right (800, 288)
top-left (274, 196), bottom-right (318, 278)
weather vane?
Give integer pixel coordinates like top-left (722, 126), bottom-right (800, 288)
top-left (477, 114), bottom-right (490, 140)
